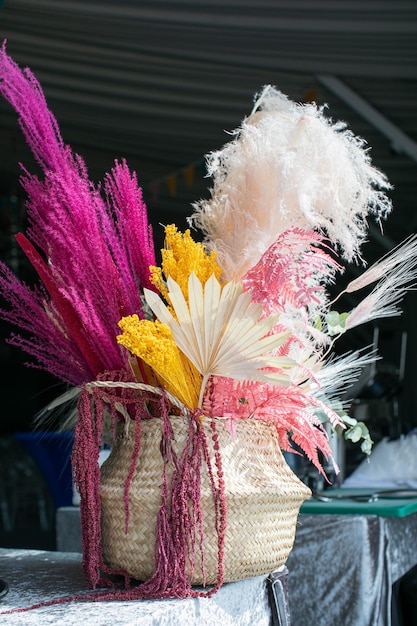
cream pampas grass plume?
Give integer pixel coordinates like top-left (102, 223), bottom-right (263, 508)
top-left (190, 85), bottom-right (392, 282)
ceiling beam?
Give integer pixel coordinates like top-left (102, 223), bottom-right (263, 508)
top-left (317, 74), bottom-right (417, 163)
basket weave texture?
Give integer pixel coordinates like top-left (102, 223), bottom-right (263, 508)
top-left (100, 415), bottom-right (311, 585)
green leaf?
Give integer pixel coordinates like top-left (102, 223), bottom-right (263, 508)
top-left (325, 310), bottom-right (349, 336)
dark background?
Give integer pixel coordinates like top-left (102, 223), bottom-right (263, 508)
top-left (0, 0), bottom-right (417, 548)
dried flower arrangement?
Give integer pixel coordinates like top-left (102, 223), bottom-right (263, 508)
top-left (1, 42), bottom-right (417, 602)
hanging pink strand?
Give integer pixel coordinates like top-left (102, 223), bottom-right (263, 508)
top-left (71, 377), bottom-right (227, 601)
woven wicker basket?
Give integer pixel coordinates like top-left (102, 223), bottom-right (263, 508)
top-left (100, 415), bottom-right (311, 585)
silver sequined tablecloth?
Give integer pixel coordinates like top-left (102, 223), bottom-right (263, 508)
top-left (287, 512), bottom-right (417, 626)
top-left (3, 509), bottom-right (416, 625)
top-left (0, 548), bottom-right (273, 625)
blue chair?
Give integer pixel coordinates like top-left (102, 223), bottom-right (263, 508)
top-left (14, 431), bottom-right (74, 509)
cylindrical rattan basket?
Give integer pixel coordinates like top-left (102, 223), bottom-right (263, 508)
top-left (100, 415), bottom-right (311, 585)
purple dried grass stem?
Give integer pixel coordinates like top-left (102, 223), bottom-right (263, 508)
top-left (0, 263), bottom-right (93, 384)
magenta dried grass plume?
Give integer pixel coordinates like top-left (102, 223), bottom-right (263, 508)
top-left (104, 161), bottom-right (156, 295)
top-left (0, 259), bottom-right (94, 385)
top-left (0, 43), bottom-right (156, 384)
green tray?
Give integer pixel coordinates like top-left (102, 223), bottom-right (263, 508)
top-left (300, 487), bottom-right (417, 517)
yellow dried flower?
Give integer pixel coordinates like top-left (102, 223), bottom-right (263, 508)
top-left (117, 314), bottom-right (201, 408)
top-left (150, 224), bottom-right (223, 303)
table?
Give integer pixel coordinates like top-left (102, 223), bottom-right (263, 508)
top-left (0, 548), bottom-right (287, 625)
top-left (286, 490), bottom-right (417, 626)
top-left (51, 490), bottom-right (417, 625)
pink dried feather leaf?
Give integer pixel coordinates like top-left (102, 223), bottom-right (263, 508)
top-left (345, 291), bottom-right (402, 331)
top-left (242, 228), bottom-right (341, 316)
top-left (350, 235), bottom-right (417, 293)
top-left (345, 254), bottom-right (417, 331)
top-left (203, 376), bottom-right (341, 473)
top-left (338, 234), bottom-right (417, 297)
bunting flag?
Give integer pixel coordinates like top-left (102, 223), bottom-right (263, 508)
top-left (145, 158), bottom-right (206, 204)
top-left (183, 164), bottom-right (195, 188)
top-left (166, 174), bottom-right (177, 196)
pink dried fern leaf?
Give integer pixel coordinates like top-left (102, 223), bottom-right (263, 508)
top-left (242, 228), bottom-right (341, 316)
top-left (203, 377), bottom-right (342, 473)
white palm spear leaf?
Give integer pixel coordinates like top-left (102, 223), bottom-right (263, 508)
top-left (311, 348), bottom-right (379, 406)
top-left (333, 234), bottom-right (417, 302)
top-left (144, 273), bottom-right (294, 407)
top-left (345, 255), bottom-right (417, 330)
